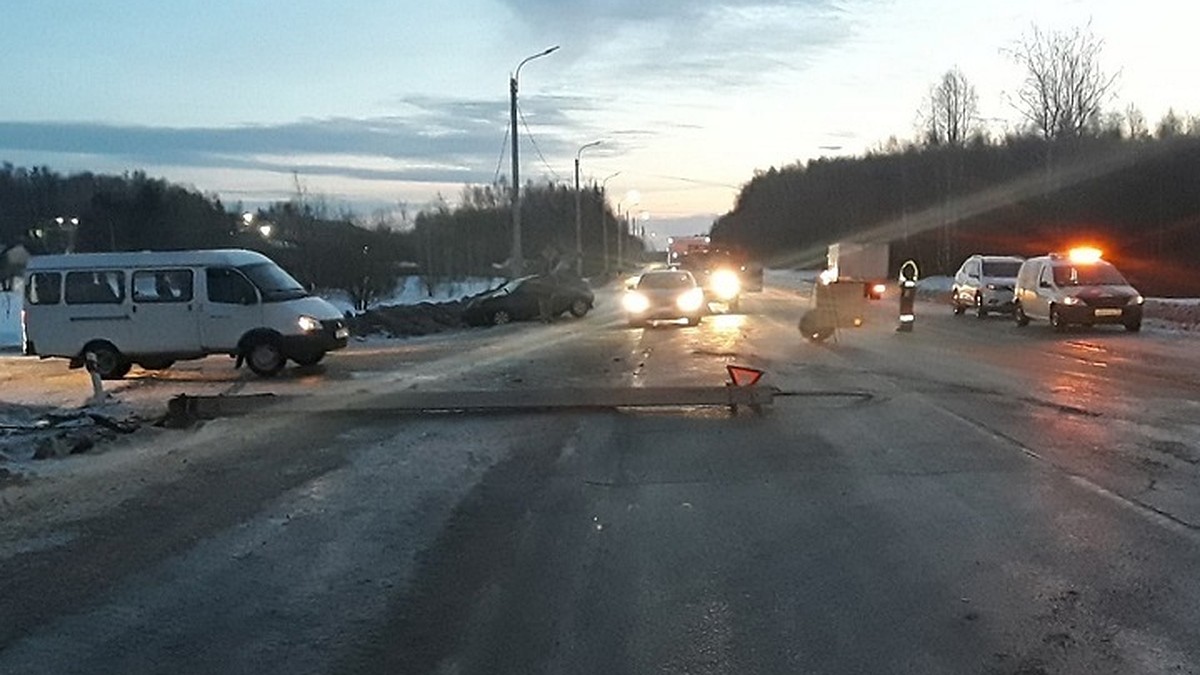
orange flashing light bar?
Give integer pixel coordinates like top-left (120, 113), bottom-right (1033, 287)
top-left (1067, 247), bottom-right (1103, 264)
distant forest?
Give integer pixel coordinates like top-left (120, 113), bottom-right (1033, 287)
top-left (710, 132), bottom-right (1200, 296)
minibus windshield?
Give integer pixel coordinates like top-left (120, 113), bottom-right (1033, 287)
top-left (238, 263), bottom-right (308, 302)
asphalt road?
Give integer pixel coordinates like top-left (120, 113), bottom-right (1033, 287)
top-left (2, 282), bottom-right (1200, 674)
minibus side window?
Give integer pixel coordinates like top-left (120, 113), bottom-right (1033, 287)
top-left (133, 269), bottom-right (194, 303)
top-left (27, 272), bottom-right (62, 305)
top-left (206, 267), bottom-right (258, 305)
top-left (65, 271), bottom-right (125, 304)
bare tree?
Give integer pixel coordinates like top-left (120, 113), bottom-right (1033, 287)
top-left (919, 67), bottom-right (979, 146)
top-left (1125, 104), bottom-right (1149, 140)
top-left (1007, 23), bottom-right (1120, 140)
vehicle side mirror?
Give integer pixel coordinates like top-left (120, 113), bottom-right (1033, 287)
top-left (968, 273), bottom-right (979, 280)
top-left (1039, 280), bottom-right (1051, 289)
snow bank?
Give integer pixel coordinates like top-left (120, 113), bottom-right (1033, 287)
top-left (320, 276), bottom-right (504, 313)
top-left (764, 269), bottom-right (821, 291)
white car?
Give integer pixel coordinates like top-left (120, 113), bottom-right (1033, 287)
top-left (1013, 249), bottom-right (1144, 332)
top-left (622, 270), bottom-right (706, 327)
top-left (951, 254), bottom-right (1024, 318)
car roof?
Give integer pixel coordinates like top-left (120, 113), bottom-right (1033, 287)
top-left (971, 254), bottom-right (1024, 262)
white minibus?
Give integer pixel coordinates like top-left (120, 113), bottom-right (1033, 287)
top-left (23, 249), bottom-right (348, 378)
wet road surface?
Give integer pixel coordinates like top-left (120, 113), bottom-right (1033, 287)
top-left (2, 282), bottom-right (1200, 674)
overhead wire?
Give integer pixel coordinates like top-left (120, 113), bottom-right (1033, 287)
top-left (518, 105), bottom-right (562, 182)
top-left (493, 124), bottom-right (510, 185)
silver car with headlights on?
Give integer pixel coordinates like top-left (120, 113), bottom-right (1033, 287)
top-left (623, 270), bottom-right (706, 327)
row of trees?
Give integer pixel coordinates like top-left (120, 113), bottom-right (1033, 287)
top-left (0, 163), bottom-right (644, 309)
top-left (712, 25), bottom-right (1200, 296)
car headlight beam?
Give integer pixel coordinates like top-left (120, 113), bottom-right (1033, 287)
top-left (297, 315), bottom-right (322, 332)
top-left (623, 292), bottom-right (650, 314)
top-left (711, 270), bottom-right (740, 300)
top-left (677, 288), bottom-right (705, 313)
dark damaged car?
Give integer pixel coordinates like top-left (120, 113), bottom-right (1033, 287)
top-left (462, 274), bottom-right (595, 326)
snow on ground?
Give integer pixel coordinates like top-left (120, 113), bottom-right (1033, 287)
top-left (320, 276), bottom-right (504, 314)
top-left (763, 269), bottom-right (820, 291)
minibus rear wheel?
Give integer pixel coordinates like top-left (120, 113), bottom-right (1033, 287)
top-left (83, 341), bottom-right (132, 380)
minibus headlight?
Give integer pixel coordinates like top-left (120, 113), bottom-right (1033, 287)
top-left (297, 315), bottom-right (322, 332)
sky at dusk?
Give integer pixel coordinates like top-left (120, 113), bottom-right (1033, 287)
top-left (2, 0), bottom-right (1196, 237)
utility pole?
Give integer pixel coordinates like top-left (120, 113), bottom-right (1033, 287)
top-left (509, 46), bottom-right (559, 277)
top-left (600, 172), bottom-right (620, 275)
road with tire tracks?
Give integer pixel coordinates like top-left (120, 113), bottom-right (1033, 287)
top-left (2, 278), bottom-right (1200, 674)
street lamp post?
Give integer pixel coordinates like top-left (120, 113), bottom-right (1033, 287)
top-left (600, 172), bottom-right (620, 274)
top-left (509, 45), bottom-right (559, 276)
top-left (574, 140), bottom-right (602, 276)
top-left (616, 191), bottom-right (639, 273)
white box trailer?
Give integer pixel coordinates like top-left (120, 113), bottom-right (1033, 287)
top-left (827, 241), bottom-right (889, 299)
top-left (22, 249), bottom-right (348, 378)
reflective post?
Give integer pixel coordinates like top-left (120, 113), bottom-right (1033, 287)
top-left (85, 351), bottom-right (107, 404)
top-left (897, 260), bottom-right (919, 332)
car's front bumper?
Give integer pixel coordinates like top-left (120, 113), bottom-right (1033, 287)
top-left (281, 319), bottom-right (350, 356)
top-left (1058, 304), bottom-right (1142, 325)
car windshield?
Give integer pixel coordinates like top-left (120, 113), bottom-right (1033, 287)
top-left (237, 262), bottom-right (308, 301)
top-left (637, 272), bottom-right (695, 289)
top-left (1052, 262), bottom-right (1128, 286)
top-left (982, 261), bottom-right (1022, 277)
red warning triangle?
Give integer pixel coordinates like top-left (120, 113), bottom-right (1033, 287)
top-left (726, 365), bottom-right (764, 387)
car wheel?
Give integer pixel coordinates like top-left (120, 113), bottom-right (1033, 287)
top-left (684, 315), bottom-right (702, 326)
top-left (974, 295), bottom-right (988, 319)
top-left (492, 310), bottom-right (512, 326)
top-left (569, 299), bottom-right (590, 318)
top-left (84, 341), bottom-right (131, 380)
top-left (1050, 305), bottom-right (1067, 333)
top-left (1014, 303), bottom-right (1030, 327)
top-left (1124, 320), bottom-right (1142, 333)
top-left (952, 297), bottom-right (965, 316)
top-left (246, 338), bottom-right (286, 377)
top-left (292, 351), bottom-right (325, 366)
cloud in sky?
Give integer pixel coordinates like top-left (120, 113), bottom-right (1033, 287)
top-left (8, 0), bottom-right (1194, 217)
top-left (0, 94), bottom-right (609, 186)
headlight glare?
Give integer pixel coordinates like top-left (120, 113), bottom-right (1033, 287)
top-left (711, 270), bottom-right (740, 300)
top-left (623, 292), bottom-right (650, 314)
top-left (297, 315), bottom-right (322, 332)
top-left (677, 288), bottom-right (705, 313)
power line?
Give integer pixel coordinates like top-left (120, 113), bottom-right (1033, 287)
top-left (493, 124), bottom-right (509, 185)
top-left (518, 105), bottom-right (562, 183)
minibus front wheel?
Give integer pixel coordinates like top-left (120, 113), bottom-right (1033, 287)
top-left (243, 336), bottom-right (286, 377)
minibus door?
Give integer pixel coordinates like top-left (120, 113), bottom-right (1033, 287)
top-left (127, 269), bottom-right (202, 356)
top-left (199, 267), bottom-right (263, 352)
